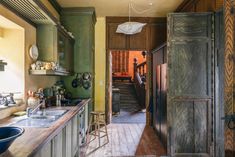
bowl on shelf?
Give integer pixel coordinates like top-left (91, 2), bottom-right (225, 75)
top-left (0, 126), bottom-right (24, 154)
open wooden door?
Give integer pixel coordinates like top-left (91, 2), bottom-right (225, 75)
top-left (105, 51), bottom-right (113, 124)
top-left (167, 13), bottom-right (214, 157)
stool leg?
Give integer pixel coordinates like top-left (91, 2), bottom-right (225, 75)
top-left (103, 115), bottom-right (109, 143)
top-left (86, 114), bottom-right (93, 145)
top-left (94, 117), bottom-right (98, 140)
top-left (97, 115), bottom-right (101, 147)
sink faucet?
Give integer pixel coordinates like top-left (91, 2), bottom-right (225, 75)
top-left (26, 92), bottom-right (46, 117)
top-left (0, 93), bottom-right (16, 106)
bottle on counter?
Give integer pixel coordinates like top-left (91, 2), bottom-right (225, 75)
top-left (56, 94), bottom-right (61, 106)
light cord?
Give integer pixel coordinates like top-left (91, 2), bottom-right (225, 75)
top-left (130, 0), bottom-right (153, 15)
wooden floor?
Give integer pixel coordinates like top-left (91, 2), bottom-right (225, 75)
top-left (82, 123), bottom-right (166, 157)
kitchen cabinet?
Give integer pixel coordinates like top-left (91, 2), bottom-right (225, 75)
top-left (58, 27), bottom-right (75, 73)
top-left (37, 24), bottom-right (74, 74)
top-left (60, 8), bottom-right (96, 116)
top-left (64, 121), bottom-right (72, 157)
top-left (33, 102), bottom-right (89, 157)
top-left (37, 25), bottom-right (57, 62)
top-left (34, 141), bottom-right (52, 157)
top-left (52, 132), bottom-right (63, 157)
top-left (72, 115), bottom-right (78, 156)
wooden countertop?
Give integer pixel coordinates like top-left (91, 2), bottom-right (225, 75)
top-left (0, 99), bottom-right (90, 157)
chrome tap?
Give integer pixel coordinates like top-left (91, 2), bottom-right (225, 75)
top-left (26, 92), bottom-right (46, 117)
top-left (0, 93), bottom-right (16, 106)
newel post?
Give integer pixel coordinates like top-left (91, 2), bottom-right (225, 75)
top-left (133, 58), bottom-right (138, 82)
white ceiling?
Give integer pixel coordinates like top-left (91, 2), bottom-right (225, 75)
top-left (57, 0), bottom-right (184, 17)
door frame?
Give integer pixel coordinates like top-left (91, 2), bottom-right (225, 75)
top-left (105, 49), bottom-right (152, 124)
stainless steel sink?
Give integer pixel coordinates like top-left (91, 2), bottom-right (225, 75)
top-left (35, 109), bottom-right (68, 117)
top-left (12, 109), bottom-right (68, 128)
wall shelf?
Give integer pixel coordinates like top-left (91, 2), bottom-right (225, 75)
top-left (29, 70), bottom-right (70, 76)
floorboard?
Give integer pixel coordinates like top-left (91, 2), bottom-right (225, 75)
top-left (82, 124), bottom-right (166, 157)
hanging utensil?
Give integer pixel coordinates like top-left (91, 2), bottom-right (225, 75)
top-left (72, 73), bottom-right (79, 88)
top-left (82, 80), bottom-right (91, 90)
top-left (82, 72), bottom-right (91, 80)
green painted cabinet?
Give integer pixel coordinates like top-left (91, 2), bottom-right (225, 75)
top-left (37, 24), bottom-right (74, 73)
top-left (57, 27), bottom-right (75, 73)
top-left (60, 8), bottom-right (96, 102)
top-left (37, 25), bottom-right (58, 62)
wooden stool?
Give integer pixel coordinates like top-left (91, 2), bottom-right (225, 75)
top-left (86, 111), bottom-right (109, 147)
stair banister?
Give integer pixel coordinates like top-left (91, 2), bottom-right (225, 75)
top-left (133, 58), bottom-right (146, 108)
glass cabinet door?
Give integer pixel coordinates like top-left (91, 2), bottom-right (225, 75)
top-left (58, 31), bottom-right (66, 69)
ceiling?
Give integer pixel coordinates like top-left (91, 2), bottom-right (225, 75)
top-left (56, 0), bottom-right (184, 17)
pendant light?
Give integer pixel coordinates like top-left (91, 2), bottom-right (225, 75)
top-left (116, 1), bottom-right (147, 35)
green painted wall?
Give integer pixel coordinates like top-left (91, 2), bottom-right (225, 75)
top-left (60, 8), bottom-right (96, 99)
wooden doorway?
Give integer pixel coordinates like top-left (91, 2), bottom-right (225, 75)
top-left (105, 16), bottom-right (167, 125)
top-left (105, 50), bottom-right (148, 123)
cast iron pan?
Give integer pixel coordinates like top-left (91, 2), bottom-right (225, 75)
top-left (72, 73), bottom-right (79, 88)
top-left (82, 80), bottom-right (91, 90)
top-left (82, 72), bottom-right (91, 80)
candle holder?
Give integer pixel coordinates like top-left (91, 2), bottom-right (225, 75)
top-left (221, 114), bottom-right (235, 130)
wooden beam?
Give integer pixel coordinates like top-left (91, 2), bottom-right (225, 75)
top-left (48, 0), bottom-right (62, 14)
top-left (175, 0), bottom-right (200, 12)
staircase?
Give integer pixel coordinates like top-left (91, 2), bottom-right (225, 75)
top-left (113, 82), bottom-right (141, 112)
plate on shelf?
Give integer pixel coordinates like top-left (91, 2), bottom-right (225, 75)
top-left (29, 45), bottom-right (39, 61)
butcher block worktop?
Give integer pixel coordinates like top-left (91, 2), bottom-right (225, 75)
top-left (0, 99), bottom-right (90, 157)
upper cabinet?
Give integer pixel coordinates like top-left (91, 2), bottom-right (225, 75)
top-left (106, 17), bottom-right (167, 51)
top-left (57, 27), bottom-right (74, 73)
top-left (60, 8), bottom-right (96, 99)
top-left (37, 24), bottom-right (74, 74)
top-left (1, 0), bottom-right (75, 75)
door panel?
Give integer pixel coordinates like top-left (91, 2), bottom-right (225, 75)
top-left (170, 15), bottom-right (209, 38)
top-left (160, 64), bottom-right (167, 148)
top-left (169, 41), bottom-right (211, 97)
top-left (167, 13), bottom-right (213, 156)
top-left (129, 26), bottom-right (147, 50)
top-left (155, 65), bottom-right (161, 134)
top-left (107, 23), bottom-right (127, 49)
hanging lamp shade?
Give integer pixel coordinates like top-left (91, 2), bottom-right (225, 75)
top-left (116, 22), bottom-right (146, 35)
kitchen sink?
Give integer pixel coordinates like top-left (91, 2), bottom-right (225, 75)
top-left (12, 109), bottom-right (68, 128)
top-left (35, 109), bottom-right (68, 117)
